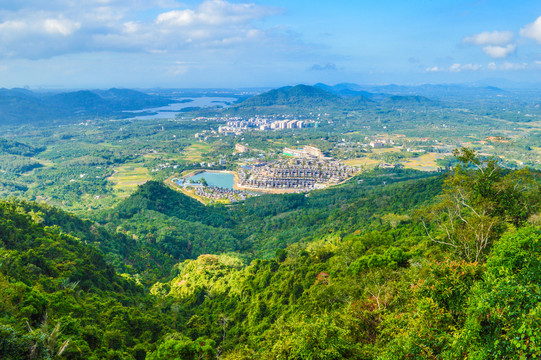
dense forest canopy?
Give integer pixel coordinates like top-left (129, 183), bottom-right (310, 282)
top-left (1, 146), bottom-right (541, 359)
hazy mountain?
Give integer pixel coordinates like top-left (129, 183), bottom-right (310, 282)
top-left (356, 83), bottom-right (507, 100)
top-left (229, 84), bottom-right (377, 115)
top-left (382, 95), bottom-right (438, 106)
top-left (229, 84), bottom-right (451, 115)
top-left (314, 82), bottom-right (383, 99)
top-left (0, 88), bottom-right (173, 125)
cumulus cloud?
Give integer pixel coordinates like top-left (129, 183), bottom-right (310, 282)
top-left (482, 44), bottom-right (516, 58)
top-left (156, 0), bottom-right (277, 27)
top-left (520, 16), bottom-right (541, 43)
top-left (0, 0), bottom-right (283, 59)
top-left (44, 18), bottom-right (81, 36)
top-left (463, 30), bottom-right (514, 46)
top-left (463, 30), bottom-right (516, 58)
top-left (425, 66), bottom-right (441, 72)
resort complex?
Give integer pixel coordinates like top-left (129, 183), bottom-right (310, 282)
top-left (238, 156), bottom-right (356, 192)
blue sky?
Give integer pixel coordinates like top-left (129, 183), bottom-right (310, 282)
top-left (0, 0), bottom-right (541, 88)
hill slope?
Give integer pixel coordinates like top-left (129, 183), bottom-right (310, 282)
top-left (2, 157), bottom-right (541, 359)
top-left (94, 181), bottom-right (242, 263)
top-left (0, 199), bottom-right (180, 359)
top-left (0, 88), bottom-right (173, 125)
top-left (234, 84), bottom-right (342, 107)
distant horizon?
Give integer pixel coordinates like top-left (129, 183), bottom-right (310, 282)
top-left (7, 79), bottom-right (541, 93)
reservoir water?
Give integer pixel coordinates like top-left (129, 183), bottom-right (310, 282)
top-left (186, 171), bottom-right (235, 189)
top-left (127, 96), bottom-right (238, 120)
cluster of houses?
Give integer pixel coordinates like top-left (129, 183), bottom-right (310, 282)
top-left (238, 157), bottom-right (356, 191)
top-left (193, 186), bottom-right (248, 203)
top-left (152, 162), bottom-right (180, 172)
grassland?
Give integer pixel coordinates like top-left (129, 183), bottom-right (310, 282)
top-left (108, 165), bottom-right (151, 196)
top-left (343, 157), bottom-right (380, 168)
top-left (182, 143), bottom-right (212, 161)
top-left (403, 152), bottom-right (447, 171)
top-left (345, 149), bottom-right (447, 172)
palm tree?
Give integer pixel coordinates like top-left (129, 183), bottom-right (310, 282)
top-left (27, 312), bottom-right (70, 359)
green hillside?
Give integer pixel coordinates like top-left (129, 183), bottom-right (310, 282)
top-left (235, 84), bottom-right (342, 107)
top-left (0, 200), bottom-right (175, 359)
top-left (0, 88), bottom-right (173, 125)
top-left (2, 149), bottom-right (541, 359)
top-left (227, 84), bottom-right (443, 117)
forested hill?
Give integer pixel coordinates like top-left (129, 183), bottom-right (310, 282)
top-left (234, 84), bottom-right (345, 107)
top-left (228, 84), bottom-right (374, 113)
top-left (228, 84), bottom-right (440, 115)
top-left (91, 169), bottom-right (441, 267)
top-left (93, 181), bottom-right (242, 270)
top-left (2, 151), bottom-right (541, 359)
top-left (0, 88), bottom-right (173, 125)
top-left (10, 199), bottom-right (177, 282)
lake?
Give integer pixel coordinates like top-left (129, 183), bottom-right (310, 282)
top-left (186, 171), bottom-right (235, 189)
top-left (127, 96), bottom-right (238, 120)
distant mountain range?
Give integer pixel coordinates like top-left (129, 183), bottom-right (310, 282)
top-left (0, 83), bottom-right (515, 126)
top-left (314, 82), bottom-right (508, 100)
top-left (0, 88), bottom-right (173, 125)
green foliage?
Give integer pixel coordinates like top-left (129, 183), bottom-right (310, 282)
top-left (0, 145), bottom-right (540, 359)
top-left (0, 199), bottom-right (177, 359)
top-left (349, 246), bottom-right (409, 272)
top-left (265, 316), bottom-right (359, 360)
top-left (0, 138), bottom-right (44, 156)
top-left (147, 334), bottom-right (215, 360)
top-left (454, 227), bottom-right (541, 358)
top-left (422, 148), bottom-right (540, 262)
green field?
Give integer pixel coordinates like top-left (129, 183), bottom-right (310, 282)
top-left (182, 143), bottom-right (212, 161)
top-left (108, 165), bottom-right (151, 195)
top-left (403, 152), bottom-right (446, 171)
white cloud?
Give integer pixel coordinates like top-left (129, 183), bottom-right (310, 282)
top-left (482, 44), bottom-right (516, 58)
top-left (463, 30), bottom-right (516, 58)
top-left (199, 0), bottom-right (277, 24)
top-left (0, 20), bottom-right (27, 31)
top-left (44, 18), bottom-right (80, 36)
top-left (486, 61), bottom-right (529, 71)
top-left (520, 16), bottom-right (541, 43)
top-left (499, 62), bottom-right (528, 71)
top-left (425, 63), bottom-right (482, 73)
top-left (425, 66), bottom-right (441, 72)
top-left (157, 0), bottom-right (275, 27)
top-left (0, 0), bottom-right (285, 59)
top-left (157, 9), bottom-right (196, 26)
top-left (450, 63), bottom-right (481, 72)
top-left (463, 30), bottom-right (514, 46)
